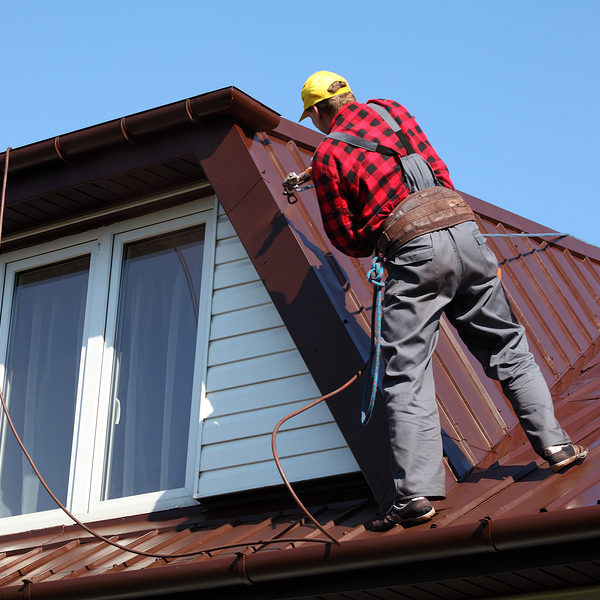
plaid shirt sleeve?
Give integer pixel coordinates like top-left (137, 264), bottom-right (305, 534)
top-left (311, 145), bottom-right (375, 257)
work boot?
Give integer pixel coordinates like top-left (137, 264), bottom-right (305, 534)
top-left (367, 497), bottom-right (435, 532)
top-left (544, 443), bottom-right (588, 472)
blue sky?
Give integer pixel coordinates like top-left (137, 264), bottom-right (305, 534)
top-left (2, 1), bottom-right (598, 246)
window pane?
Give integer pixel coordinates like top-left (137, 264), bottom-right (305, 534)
top-left (103, 225), bottom-right (205, 499)
top-left (0, 256), bottom-right (90, 517)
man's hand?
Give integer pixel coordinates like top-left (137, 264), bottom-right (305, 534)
top-left (283, 168), bottom-right (312, 193)
top-left (283, 171), bottom-right (302, 192)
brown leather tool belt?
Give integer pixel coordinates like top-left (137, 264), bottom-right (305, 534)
top-left (376, 186), bottom-right (475, 257)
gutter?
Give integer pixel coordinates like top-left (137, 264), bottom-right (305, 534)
top-left (0, 87), bottom-right (281, 175)
top-left (1, 505), bottom-right (598, 599)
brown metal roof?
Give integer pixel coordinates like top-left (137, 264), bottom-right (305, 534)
top-left (0, 491), bottom-right (599, 598)
top-left (0, 89), bottom-right (599, 599)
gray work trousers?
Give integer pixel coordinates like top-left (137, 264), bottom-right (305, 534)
top-left (381, 220), bottom-right (570, 502)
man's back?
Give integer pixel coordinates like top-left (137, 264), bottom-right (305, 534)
top-left (311, 99), bottom-right (453, 257)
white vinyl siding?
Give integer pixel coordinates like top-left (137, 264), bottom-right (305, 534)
top-left (196, 209), bottom-right (359, 497)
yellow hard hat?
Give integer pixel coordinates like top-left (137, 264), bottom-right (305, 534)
top-left (300, 70), bottom-right (352, 121)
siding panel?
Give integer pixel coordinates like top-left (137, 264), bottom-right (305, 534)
top-left (209, 303), bottom-right (283, 340)
top-left (211, 281), bottom-right (270, 315)
top-left (214, 236), bottom-right (247, 264)
top-left (208, 374), bottom-right (320, 417)
top-left (202, 400), bottom-right (336, 444)
top-left (200, 423), bottom-right (348, 471)
top-left (198, 211), bottom-right (359, 497)
top-left (208, 326), bottom-right (295, 366)
top-left (216, 213), bottom-right (236, 240)
top-left (198, 449), bottom-right (359, 495)
top-left (212, 258), bottom-right (259, 289)
top-left (206, 350), bottom-right (307, 392)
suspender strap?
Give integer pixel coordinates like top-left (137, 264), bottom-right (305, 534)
top-left (326, 131), bottom-right (398, 156)
top-left (400, 154), bottom-right (437, 194)
top-left (326, 103), bottom-right (415, 156)
top-left (367, 102), bottom-right (415, 155)
top-left (326, 132), bottom-right (437, 194)
top-left (324, 102), bottom-right (440, 193)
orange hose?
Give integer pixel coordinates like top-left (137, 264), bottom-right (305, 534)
top-left (271, 370), bottom-right (363, 545)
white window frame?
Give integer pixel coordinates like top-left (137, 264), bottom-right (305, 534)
top-left (0, 196), bottom-right (217, 534)
top-left (0, 240), bottom-right (99, 522)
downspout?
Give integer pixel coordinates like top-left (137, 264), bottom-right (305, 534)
top-left (1, 505), bottom-right (598, 599)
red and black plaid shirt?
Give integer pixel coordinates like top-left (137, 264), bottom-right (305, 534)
top-left (311, 99), bottom-right (454, 257)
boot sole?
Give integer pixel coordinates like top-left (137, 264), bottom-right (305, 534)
top-left (551, 448), bottom-right (588, 472)
top-left (399, 506), bottom-right (436, 524)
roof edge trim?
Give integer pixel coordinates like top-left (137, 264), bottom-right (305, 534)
top-left (2, 505), bottom-right (598, 599)
top-left (1, 87), bottom-right (281, 175)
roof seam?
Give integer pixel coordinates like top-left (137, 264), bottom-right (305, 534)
top-left (552, 332), bottom-right (600, 394)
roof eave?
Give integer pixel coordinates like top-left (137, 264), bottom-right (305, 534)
top-left (1, 86), bottom-right (281, 175)
top-left (4, 505), bottom-right (599, 599)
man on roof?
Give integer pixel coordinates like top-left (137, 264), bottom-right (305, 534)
top-left (294, 70), bottom-right (587, 529)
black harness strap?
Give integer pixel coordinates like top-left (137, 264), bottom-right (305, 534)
top-left (326, 131), bottom-right (399, 156)
top-left (367, 102), bottom-right (416, 155)
top-left (326, 102), bottom-right (440, 194)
